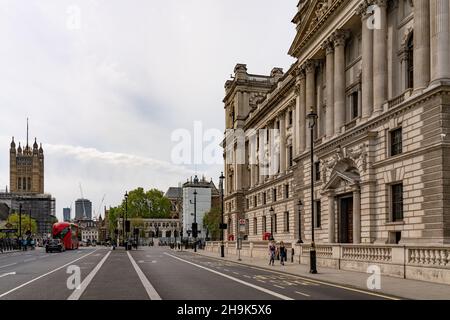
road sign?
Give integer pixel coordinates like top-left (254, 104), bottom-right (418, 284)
top-left (239, 219), bottom-right (246, 232)
top-left (239, 219), bottom-right (246, 225)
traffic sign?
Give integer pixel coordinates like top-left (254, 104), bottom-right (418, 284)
top-left (239, 219), bottom-right (246, 225)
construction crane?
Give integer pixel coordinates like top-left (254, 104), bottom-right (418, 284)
top-left (79, 183), bottom-right (87, 219)
top-left (95, 194), bottom-right (106, 221)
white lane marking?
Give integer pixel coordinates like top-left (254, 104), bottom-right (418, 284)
top-left (257, 280), bottom-right (266, 283)
top-left (246, 266), bottom-right (399, 300)
top-left (165, 253), bottom-right (293, 301)
top-left (295, 291), bottom-right (311, 297)
top-left (233, 272), bottom-right (239, 275)
top-left (23, 258), bottom-right (36, 262)
top-left (223, 269), bottom-right (230, 272)
top-left (138, 260), bottom-right (145, 263)
top-left (243, 275), bottom-right (251, 279)
top-left (68, 251), bottom-right (111, 300)
top-left (0, 249), bottom-right (100, 298)
top-left (273, 285), bottom-right (285, 289)
top-left (152, 261), bottom-right (157, 264)
top-left (0, 263), bottom-right (17, 269)
top-left (127, 252), bottom-right (161, 300)
top-left (0, 272), bottom-right (16, 278)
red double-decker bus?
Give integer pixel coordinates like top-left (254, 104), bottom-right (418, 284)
top-left (52, 222), bottom-right (79, 250)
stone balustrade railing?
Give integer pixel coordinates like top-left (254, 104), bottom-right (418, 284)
top-left (205, 241), bottom-right (450, 285)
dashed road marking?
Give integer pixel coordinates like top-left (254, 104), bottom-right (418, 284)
top-left (273, 285), bottom-right (285, 289)
top-left (295, 291), bottom-right (311, 297)
top-left (0, 263), bottom-right (17, 269)
top-left (243, 275), bottom-right (251, 279)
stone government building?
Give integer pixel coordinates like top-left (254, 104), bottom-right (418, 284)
top-left (213, 0), bottom-right (450, 284)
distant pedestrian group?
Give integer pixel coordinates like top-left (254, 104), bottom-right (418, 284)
top-left (268, 241), bottom-right (287, 266)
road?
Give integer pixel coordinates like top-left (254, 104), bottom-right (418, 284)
top-left (0, 246), bottom-right (400, 300)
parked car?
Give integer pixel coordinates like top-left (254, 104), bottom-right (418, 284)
top-left (46, 239), bottom-right (65, 253)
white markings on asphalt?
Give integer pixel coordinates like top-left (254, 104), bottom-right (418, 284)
top-left (68, 251), bottom-right (111, 300)
top-left (40, 255), bottom-right (49, 259)
top-left (0, 249), bottom-right (100, 299)
top-left (0, 272), bottom-right (16, 278)
top-left (0, 263), bottom-right (17, 269)
top-left (138, 260), bottom-right (145, 264)
top-left (233, 272), bottom-right (239, 275)
top-left (164, 253), bottom-right (293, 301)
top-left (243, 275), bottom-right (251, 279)
top-left (223, 269), bottom-right (230, 272)
top-left (23, 258), bottom-right (36, 262)
top-left (295, 291), bottom-right (311, 297)
top-left (127, 252), bottom-right (161, 300)
top-left (273, 285), bottom-right (285, 289)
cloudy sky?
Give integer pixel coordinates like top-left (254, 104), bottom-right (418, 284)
top-left (0, 0), bottom-right (296, 221)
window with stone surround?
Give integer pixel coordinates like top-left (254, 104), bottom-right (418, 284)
top-left (262, 216), bottom-right (267, 234)
top-left (246, 198), bottom-right (249, 210)
top-left (254, 195), bottom-right (257, 208)
top-left (253, 217), bottom-right (257, 235)
top-left (273, 188), bottom-right (277, 202)
top-left (391, 183), bottom-right (404, 222)
top-left (263, 192), bottom-right (266, 205)
top-left (285, 184), bottom-right (289, 199)
top-left (390, 128), bottom-right (403, 156)
top-left (351, 91), bottom-right (359, 119)
top-left (407, 33), bottom-right (414, 90)
top-left (315, 200), bottom-right (322, 228)
top-left (288, 110), bottom-right (293, 126)
top-left (314, 161), bottom-right (321, 182)
top-left (284, 211), bottom-right (290, 232)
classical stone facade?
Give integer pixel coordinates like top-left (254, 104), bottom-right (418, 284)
top-left (222, 0), bottom-right (450, 247)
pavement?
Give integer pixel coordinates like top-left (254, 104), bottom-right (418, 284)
top-left (191, 248), bottom-right (450, 300)
top-left (0, 245), bottom-right (448, 300)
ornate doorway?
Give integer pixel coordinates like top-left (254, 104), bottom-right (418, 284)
top-left (339, 195), bottom-right (353, 243)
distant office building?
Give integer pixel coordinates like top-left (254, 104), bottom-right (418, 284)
top-left (63, 208), bottom-right (71, 222)
top-left (182, 175), bottom-right (220, 240)
top-left (75, 199), bottom-right (92, 220)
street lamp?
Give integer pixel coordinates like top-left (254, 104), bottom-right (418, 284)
top-left (219, 172), bottom-right (225, 258)
top-left (269, 206), bottom-right (275, 241)
top-left (190, 190), bottom-right (198, 253)
top-left (124, 191), bottom-right (129, 248)
top-left (297, 200), bottom-right (303, 244)
top-left (307, 107), bottom-right (318, 274)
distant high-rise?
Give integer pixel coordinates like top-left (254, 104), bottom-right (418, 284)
top-left (63, 208), bottom-right (71, 222)
top-left (75, 199), bottom-right (92, 220)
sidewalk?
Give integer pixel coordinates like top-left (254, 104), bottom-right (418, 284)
top-left (189, 249), bottom-right (450, 300)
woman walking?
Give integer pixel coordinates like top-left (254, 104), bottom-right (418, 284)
top-left (279, 241), bottom-right (286, 265)
top-left (268, 241), bottom-right (276, 266)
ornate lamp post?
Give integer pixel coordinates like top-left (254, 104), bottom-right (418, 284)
top-left (297, 200), bottom-right (304, 244)
top-left (219, 172), bottom-right (225, 258)
top-left (307, 107), bottom-right (318, 274)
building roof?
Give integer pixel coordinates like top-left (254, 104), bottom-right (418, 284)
top-left (0, 203), bottom-right (9, 221)
top-left (165, 187), bottom-right (182, 199)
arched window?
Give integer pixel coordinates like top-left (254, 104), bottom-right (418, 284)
top-left (407, 33), bottom-right (414, 89)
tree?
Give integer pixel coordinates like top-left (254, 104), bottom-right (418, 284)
top-left (203, 206), bottom-right (222, 241)
top-left (6, 213), bottom-right (38, 238)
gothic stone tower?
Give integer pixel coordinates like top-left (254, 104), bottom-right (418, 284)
top-left (9, 136), bottom-right (44, 194)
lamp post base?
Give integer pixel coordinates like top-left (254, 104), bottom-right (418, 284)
top-left (220, 244), bottom-right (225, 258)
top-left (310, 247), bottom-right (317, 274)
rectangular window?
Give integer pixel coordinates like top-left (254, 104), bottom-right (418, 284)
top-left (390, 128), bottom-right (403, 156)
top-left (273, 188), bottom-right (277, 202)
top-left (351, 91), bottom-right (359, 119)
top-left (18, 178), bottom-right (21, 190)
top-left (246, 198), bottom-right (249, 209)
top-left (284, 211), bottom-right (290, 232)
top-left (289, 110), bottom-right (293, 126)
top-left (245, 219), bottom-right (249, 236)
top-left (254, 195), bottom-right (257, 208)
top-left (273, 214), bottom-right (277, 233)
top-left (253, 217), bottom-right (257, 235)
top-left (262, 216), bottom-right (266, 234)
top-left (263, 192), bottom-right (266, 205)
top-left (289, 145), bottom-right (293, 168)
top-left (315, 200), bottom-right (322, 228)
top-left (314, 162), bottom-right (321, 182)
top-left (285, 184), bottom-right (289, 199)
top-left (392, 183), bottom-right (404, 222)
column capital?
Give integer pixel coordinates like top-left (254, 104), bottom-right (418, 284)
top-left (321, 39), bottom-right (334, 55)
top-left (304, 60), bottom-right (317, 74)
top-left (332, 30), bottom-right (350, 47)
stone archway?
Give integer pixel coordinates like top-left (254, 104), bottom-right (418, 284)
top-left (323, 159), bottom-right (361, 244)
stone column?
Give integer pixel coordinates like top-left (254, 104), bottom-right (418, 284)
top-left (279, 112), bottom-right (286, 174)
top-left (328, 193), bottom-right (335, 243)
top-left (322, 39), bottom-right (335, 138)
top-left (359, 3), bottom-right (374, 119)
top-left (333, 30), bottom-right (348, 134)
top-left (414, 0), bottom-right (431, 90)
top-left (430, 0), bottom-right (450, 84)
top-left (353, 186), bottom-right (361, 244)
top-left (305, 60), bottom-right (316, 149)
top-left (373, 0), bottom-right (387, 114)
top-left (297, 70), bottom-right (307, 153)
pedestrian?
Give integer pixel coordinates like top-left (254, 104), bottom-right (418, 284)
top-left (268, 241), bottom-right (276, 266)
top-left (279, 241), bottom-right (286, 266)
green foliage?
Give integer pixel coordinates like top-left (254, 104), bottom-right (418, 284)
top-left (108, 188), bottom-right (171, 235)
top-left (3, 213), bottom-right (38, 238)
top-left (203, 206), bottom-right (222, 241)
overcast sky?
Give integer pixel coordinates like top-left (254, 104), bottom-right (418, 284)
top-left (0, 0), bottom-right (296, 221)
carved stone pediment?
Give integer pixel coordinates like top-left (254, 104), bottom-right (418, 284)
top-left (323, 169), bottom-right (360, 192)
